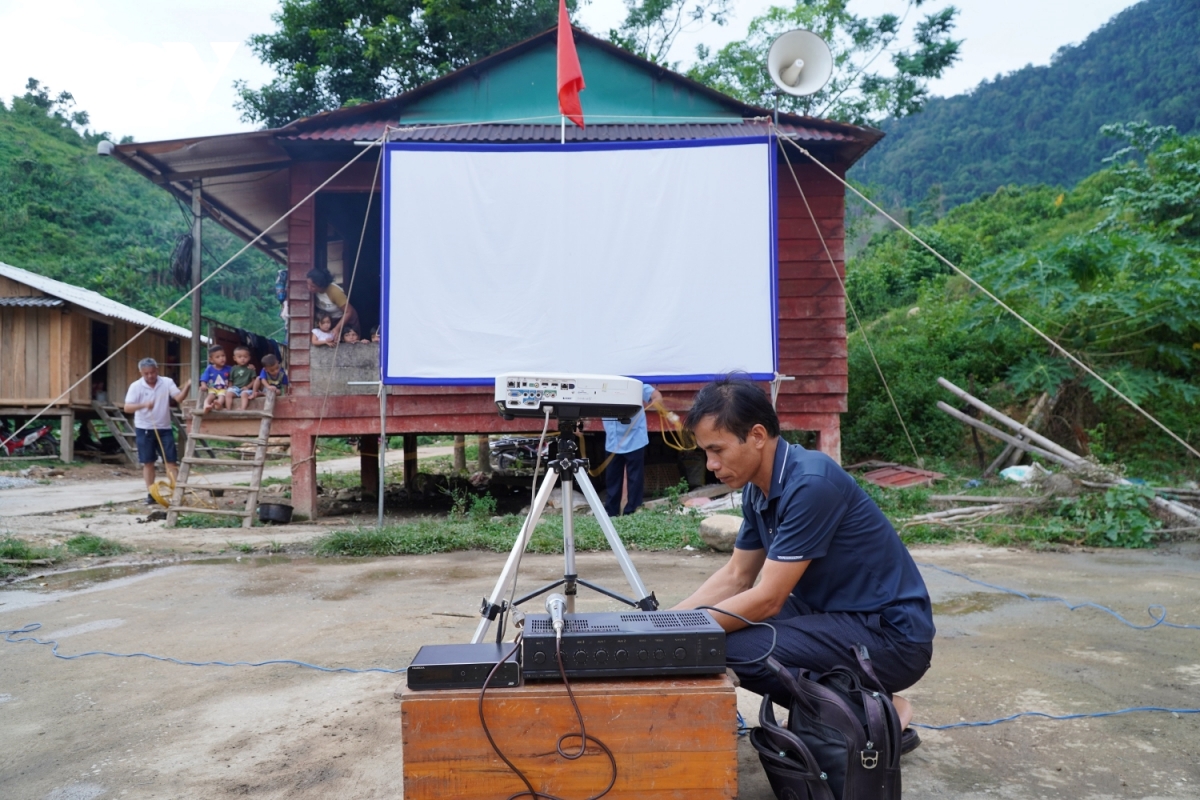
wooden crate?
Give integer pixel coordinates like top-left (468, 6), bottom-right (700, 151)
top-left (399, 674), bottom-right (738, 799)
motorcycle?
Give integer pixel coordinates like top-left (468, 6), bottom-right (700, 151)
top-left (0, 422), bottom-right (59, 458)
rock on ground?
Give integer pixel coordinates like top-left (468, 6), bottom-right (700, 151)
top-left (699, 514), bottom-right (741, 552)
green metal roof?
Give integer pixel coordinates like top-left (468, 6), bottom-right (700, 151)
top-left (396, 35), bottom-right (744, 125)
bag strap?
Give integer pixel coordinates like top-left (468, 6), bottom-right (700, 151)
top-left (757, 694), bottom-right (826, 778)
top-left (765, 656), bottom-right (818, 718)
top-left (852, 642), bottom-right (887, 695)
top-left (851, 645), bottom-right (903, 772)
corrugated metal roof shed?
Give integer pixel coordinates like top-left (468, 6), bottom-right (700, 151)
top-left (0, 262), bottom-right (195, 340)
top-left (0, 296), bottom-right (64, 307)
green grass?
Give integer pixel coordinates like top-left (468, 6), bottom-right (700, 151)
top-left (174, 514), bottom-right (246, 529)
top-left (313, 507), bottom-right (705, 557)
top-left (0, 534), bottom-right (127, 578)
top-left (65, 535), bottom-right (130, 557)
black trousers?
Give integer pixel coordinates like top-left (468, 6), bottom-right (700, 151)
top-left (725, 595), bottom-right (933, 707)
top-left (604, 448), bottom-right (645, 516)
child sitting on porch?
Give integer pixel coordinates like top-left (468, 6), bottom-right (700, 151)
top-left (254, 354), bottom-right (289, 397)
top-left (370, 325), bottom-right (380, 344)
top-left (342, 327), bottom-right (364, 345)
top-left (228, 345), bottom-right (257, 410)
top-left (199, 345), bottom-right (232, 413)
top-left (312, 313), bottom-right (336, 347)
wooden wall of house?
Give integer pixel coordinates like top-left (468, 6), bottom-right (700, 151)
top-left (0, 274), bottom-right (193, 406)
top-left (1, 275), bottom-right (82, 406)
top-left (276, 153), bottom-right (847, 450)
top-left (108, 322), bottom-right (190, 395)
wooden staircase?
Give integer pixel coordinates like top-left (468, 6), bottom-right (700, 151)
top-left (166, 391), bottom-right (277, 529)
top-left (91, 402), bottom-right (138, 466)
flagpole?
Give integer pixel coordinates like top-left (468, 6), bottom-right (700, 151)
top-left (561, 114), bottom-right (566, 145)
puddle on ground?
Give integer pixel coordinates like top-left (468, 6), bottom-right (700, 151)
top-left (1, 555), bottom-right (376, 594)
top-left (0, 563), bottom-right (164, 593)
top-left (932, 592), bottom-right (1018, 616)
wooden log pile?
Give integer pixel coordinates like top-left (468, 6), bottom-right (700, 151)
top-left (932, 377), bottom-right (1200, 528)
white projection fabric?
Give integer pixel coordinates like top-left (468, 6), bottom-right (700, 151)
top-left (382, 139), bottom-right (776, 384)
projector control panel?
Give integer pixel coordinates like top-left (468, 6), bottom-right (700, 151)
top-left (495, 373), bottom-right (645, 420)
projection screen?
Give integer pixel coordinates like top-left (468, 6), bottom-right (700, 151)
top-left (381, 137), bottom-right (777, 384)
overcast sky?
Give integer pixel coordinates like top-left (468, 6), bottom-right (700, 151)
top-left (0, 0), bottom-right (1142, 143)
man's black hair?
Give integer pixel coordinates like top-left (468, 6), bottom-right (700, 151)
top-left (685, 375), bottom-right (780, 442)
top-left (306, 267), bottom-right (333, 289)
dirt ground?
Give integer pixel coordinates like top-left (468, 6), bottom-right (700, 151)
top-left (2, 510), bottom-right (1199, 799)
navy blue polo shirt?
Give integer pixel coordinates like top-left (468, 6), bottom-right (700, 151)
top-left (736, 441), bottom-right (935, 644)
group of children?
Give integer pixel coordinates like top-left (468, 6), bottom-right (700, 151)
top-left (311, 314), bottom-right (380, 347)
top-left (198, 345), bottom-right (290, 413)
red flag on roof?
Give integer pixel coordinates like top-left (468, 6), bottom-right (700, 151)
top-left (557, 0), bottom-right (585, 128)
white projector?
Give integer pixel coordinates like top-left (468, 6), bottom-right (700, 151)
top-left (495, 373), bottom-right (645, 421)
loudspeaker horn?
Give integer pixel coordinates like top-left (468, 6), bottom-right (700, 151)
top-left (767, 30), bottom-right (833, 97)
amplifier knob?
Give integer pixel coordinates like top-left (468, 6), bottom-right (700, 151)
top-left (575, 651), bottom-right (588, 664)
top-left (533, 651), bottom-right (546, 664)
top-left (674, 648), bottom-right (687, 660)
top-left (654, 649), bottom-right (665, 660)
top-left (615, 649), bottom-right (628, 662)
top-left (709, 648), bottom-right (720, 657)
top-left (595, 650), bottom-right (608, 664)
top-left (638, 649), bottom-right (648, 661)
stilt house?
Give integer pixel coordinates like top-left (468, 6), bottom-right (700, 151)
top-left (107, 26), bottom-right (882, 518)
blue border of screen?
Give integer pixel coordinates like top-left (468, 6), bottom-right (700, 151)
top-left (379, 135), bottom-right (779, 386)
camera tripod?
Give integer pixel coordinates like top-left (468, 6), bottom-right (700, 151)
top-left (470, 417), bottom-right (658, 644)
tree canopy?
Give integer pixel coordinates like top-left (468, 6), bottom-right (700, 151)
top-left (236, 0), bottom-right (570, 128)
top-left (687, 0), bottom-right (960, 125)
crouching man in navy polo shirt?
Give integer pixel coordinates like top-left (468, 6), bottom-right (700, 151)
top-left (673, 376), bottom-right (934, 749)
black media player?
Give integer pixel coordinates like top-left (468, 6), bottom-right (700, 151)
top-left (406, 642), bottom-right (521, 691)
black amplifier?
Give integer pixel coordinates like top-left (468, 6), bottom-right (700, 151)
top-left (406, 642), bottom-right (521, 690)
top-left (522, 610), bottom-right (726, 679)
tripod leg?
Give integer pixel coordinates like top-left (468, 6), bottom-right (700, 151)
top-left (562, 477), bottom-right (577, 613)
top-left (575, 473), bottom-right (658, 610)
top-left (470, 468), bottom-right (559, 643)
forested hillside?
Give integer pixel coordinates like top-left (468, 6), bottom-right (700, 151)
top-left (841, 122), bottom-right (1200, 480)
top-left (0, 83), bottom-right (281, 336)
top-left (851, 0), bottom-right (1200, 210)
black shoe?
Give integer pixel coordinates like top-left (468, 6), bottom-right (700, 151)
top-left (146, 494), bottom-right (157, 505)
top-left (900, 727), bottom-right (921, 755)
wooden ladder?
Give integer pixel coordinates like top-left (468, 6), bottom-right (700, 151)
top-left (165, 391), bottom-right (277, 529)
top-left (91, 402), bottom-right (138, 466)
top-left (171, 406), bottom-right (217, 460)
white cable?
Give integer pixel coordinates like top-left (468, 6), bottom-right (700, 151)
top-left (781, 137), bottom-right (1200, 462)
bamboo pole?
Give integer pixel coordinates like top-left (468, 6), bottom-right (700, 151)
top-left (938, 378), bottom-right (1080, 464)
top-left (936, 402), bottom-right (1079, 469)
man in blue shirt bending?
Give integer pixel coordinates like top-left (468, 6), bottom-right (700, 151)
top-left (674, 376), bottom-right (934, 748)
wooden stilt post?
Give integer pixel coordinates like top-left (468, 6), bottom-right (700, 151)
top-left (291, 434), bottom-right (319, 520)
top-left (453, 434), bottom-right (466, 472)
top-left (403, 434), bottom-right (418, 491)
top-left (360, 434), bottom-right (379, 499)
top-left (59, 409), bottom-right (74, 463)
top-left (476, 435), bottom-right (491, 474)
top-left (190, 180), bottom-right (202, 400)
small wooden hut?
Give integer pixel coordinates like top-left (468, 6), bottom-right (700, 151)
top-left (0, 261), bottom-right (198, 461)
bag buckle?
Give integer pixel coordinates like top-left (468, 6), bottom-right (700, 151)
top-left (861, 749), bottom-right (879, 769)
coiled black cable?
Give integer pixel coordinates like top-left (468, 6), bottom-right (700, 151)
top-left (478, 635), bottom-right (617, 800)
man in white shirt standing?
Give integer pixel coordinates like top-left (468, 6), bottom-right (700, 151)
top-left (124, 357), bottom-right (191, 505)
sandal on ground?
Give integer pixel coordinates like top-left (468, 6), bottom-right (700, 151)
top-left (900, 727), bottom-right (921, 755)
